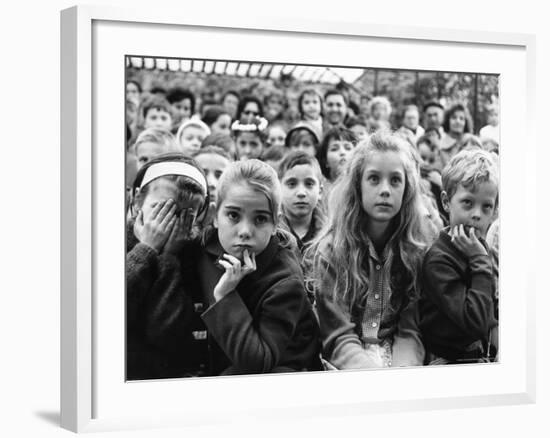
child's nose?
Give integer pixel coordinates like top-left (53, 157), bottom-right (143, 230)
top-left (238, 220), bottom-right (252, 237)
top-left (471, 206), bottom-right (482, 220)
top-left (379, 180), bottom-right (391, 195)
top-left (206, 174), bottom-right (217, 187)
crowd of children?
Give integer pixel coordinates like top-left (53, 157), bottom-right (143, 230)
top-left (125, 78), bottom-right (500, 379)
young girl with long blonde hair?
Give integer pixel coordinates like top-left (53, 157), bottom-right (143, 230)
top-left (310, 131), bottom-right (433, 369)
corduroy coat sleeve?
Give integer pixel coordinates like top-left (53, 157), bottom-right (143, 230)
top-left (201, 277), bottom-right (308, 374)
top-left (422, 250), bottom-right (497, 340)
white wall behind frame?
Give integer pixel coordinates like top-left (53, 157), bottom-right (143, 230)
top-left (0, 0), bottom-right (547, 437)
top-left (93, 12), bottom-right (529, 424)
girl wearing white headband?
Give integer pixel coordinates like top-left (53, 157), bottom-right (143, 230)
top-left (126, 153), bottom-right (209, 380)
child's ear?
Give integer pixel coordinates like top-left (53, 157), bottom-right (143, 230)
top-left (441, 191), bottom-right (450, 212)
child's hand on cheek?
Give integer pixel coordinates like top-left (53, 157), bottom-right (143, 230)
top-left (450, 224), bottom-right (488, 258)
top-left (134, 199), bottom-right (177, 253)
top-left (213, 250), bottom-right (257, 302)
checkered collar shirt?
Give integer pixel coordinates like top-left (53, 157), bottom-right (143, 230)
top-left (356, 236), bottom-right (394, 345)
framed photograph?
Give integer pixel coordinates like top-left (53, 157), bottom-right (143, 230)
top-left (61, 5), bottom-right (536, 433)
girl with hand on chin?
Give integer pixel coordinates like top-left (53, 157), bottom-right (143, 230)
top-left (198, 159), bottom-right (321, 375)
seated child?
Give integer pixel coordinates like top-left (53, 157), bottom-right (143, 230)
top-left (133, 128), bottom-right (180, 170)
top-left (311, 132), bottom-right (430, 369)
top-left (345, 116), bottom-right (369, 144)
top-left (278, 151), bottom-right (325, 303)
top-left (266, 123), bottom-right (287, 149)
top-left (176, 119), bottom-right (211, 156)
top-left (231, 116), bottom-right (268, 161)
top-left (479, 104), bottom-right (500, 144)
top-left (297, 88), bottom-right (324, 137)
top-left (201, 106), bottom-right (232, 137)
top-left (126, 153), bottom-right (210, 379)
top-left (140, 96), bottom-right (174, 132)
top-left (193, 146), bottom-right (233, 225)
top-left (166, 87), bottom-right (195, 133)
top-left (202, 132), bottom-right (237, 160)
top-left (367, 96), bottom-right (392, 132)
top-left (260, 145), bottom-right (286, 172)
top-left (416, 134), bottom-right (446, 224)
top-left (317, 127), bottom-right (358, 186)
top-left (284, 122), bottom-right (321, 158)
top-left (197, 159), bottom-right (321, 375)
top-left (278, 151), bottom-right (324, 252)
top-left (419, 148), bottom-right (499, 364)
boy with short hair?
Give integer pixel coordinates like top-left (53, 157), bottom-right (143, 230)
top-left (175, 119), bottom-right (211, 157)
top-left (166, 87), bottom-right (195, 132)
top-left (419, 149), bottom-right (499, 364)
top-left (278, 151), bottom-right (325, 303)
top-left (141, 96), bottom-right (174, 132)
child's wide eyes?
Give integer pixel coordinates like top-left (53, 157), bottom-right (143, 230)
top-left (255, 215), bottom-right (269, 225)
top-left (391, 176), bottom-right (402, 185)
top-left (227, 211), bottom-right (240, 221)
top-left (368, 174), bottom-right (379, 183)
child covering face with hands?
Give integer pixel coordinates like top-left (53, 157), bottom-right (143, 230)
top-left (126, 154), bottom-right (210, 379)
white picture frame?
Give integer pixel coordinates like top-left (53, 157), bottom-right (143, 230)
top-left (60, 5), bottom-right (536, 433)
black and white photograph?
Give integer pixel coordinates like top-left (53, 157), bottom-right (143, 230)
top-left (125, 56), bottom-right (500, 380)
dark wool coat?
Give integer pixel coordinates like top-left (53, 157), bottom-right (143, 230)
top-left (419, 229), bottom-right (498, 362)
top-left (126, 225), bottom-right (209, 380)
top-left (197, 230), bottom-right (322, 375)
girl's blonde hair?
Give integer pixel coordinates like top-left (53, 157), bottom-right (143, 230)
top-left (310, 131), bottom-right (432, 306)
top-left (216, 159), bottom-right (281, 224)
top-left (206, 159), bottom-right (296, 248)
top-left (133, 128), bottom-right (179, 156)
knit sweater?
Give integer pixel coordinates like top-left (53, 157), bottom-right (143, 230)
top-left (126, 224), bottom-right (209, 379)
top-left (419, 229), bottom-right (498, 362)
